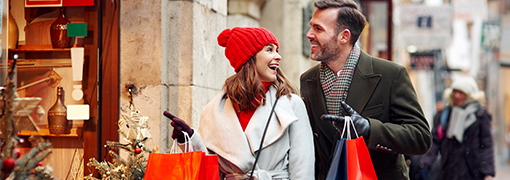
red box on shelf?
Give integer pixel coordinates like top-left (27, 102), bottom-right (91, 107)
top-left (25, 0), bottom-right (94, 7)
top-left (25, 0), bottom-right (62, 7)
top-left (63, 0), bottom-right (94, 7)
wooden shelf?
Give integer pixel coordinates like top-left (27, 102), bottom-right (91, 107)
top-left (18, 127), bottom-right (82, 137)
top-left (7, 45), bottom-right (79, 68)
top-left (10, 45), bottom-right (83, 53)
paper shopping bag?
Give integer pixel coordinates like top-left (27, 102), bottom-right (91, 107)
top-left (144, 151), bottom-right (220, 180)
top-left (144, 131), bottom-right (220, 180)
top-left (326, 138), bottom-right (348, 180)
top-left (197, 153), bottom-right (220, 180)
top-left (346, 136), bottom-right (377, 180)
top-left (144, 151), bottom-right (203, 180)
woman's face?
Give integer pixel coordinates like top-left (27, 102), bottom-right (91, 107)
top-left (255, 44), bottom-right (281, 82)
top-left (452, 89), bottom-right (467, 106)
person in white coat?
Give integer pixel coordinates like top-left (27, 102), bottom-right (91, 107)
top-left (163, 27), bottom-right (315, 180)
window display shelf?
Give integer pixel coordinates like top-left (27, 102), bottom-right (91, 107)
top-left (8, 45), bottom-right (82, 68)
top-left (18, 127), bottom-right (81, 137)
top-left (10, 45), bottom-right (82, 52)
top-left (14, 59), bottom-right (72, 68)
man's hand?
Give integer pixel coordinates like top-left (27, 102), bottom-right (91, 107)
top-left (164, 111), bottom-right (194, 143)
top-left (320, 101), bottom-right (370, 141)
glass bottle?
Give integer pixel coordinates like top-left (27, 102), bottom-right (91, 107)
top-left (8, 4), bottom-right (19, 49)
top-left (48, 87), bottom-right (71, 134)
top-left (50, 8), bottom-right (71, 48)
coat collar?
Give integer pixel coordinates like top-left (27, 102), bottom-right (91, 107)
top-left (198, 86), bottom-right (299, 172)
top-left (303, 50), bottom-right (381, 144)
top-left (245, 88), bottom-right (298, 153)
top-left (345, 51), bottom-right (382, 113)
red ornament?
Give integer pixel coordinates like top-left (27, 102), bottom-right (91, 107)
top-left (134, 148), bottom-right (142, 154)
top-left (2, 158), bottom-right (16, 172)
top-left (37, 162), bottom-right (43, 167)
top-left (14, 149), bottom-right (20, 159)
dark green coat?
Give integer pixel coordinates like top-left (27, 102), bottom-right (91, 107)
top-left (300, 50), bottom-right (432, 180)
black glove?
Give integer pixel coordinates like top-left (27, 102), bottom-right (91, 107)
top-left (321, 101), bottom-right (370, 141)
top-left (164, 111), bottom-right (194, 143)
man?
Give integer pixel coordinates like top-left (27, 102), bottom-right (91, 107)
top-left (299, 0), bottom-right (432, 179)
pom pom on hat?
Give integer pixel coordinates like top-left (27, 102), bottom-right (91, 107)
top-left (217, 29), bottom-right (231, 47)
top-left (217, 27), bottom-right (279, 73)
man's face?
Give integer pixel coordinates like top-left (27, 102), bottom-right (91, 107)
top-left (306, 8), bottom-right (342, 62)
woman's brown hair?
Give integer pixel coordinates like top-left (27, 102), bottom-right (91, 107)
top-left (223, 55), bottom-right (297, 112)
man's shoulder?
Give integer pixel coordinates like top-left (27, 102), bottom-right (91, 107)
top-left (360, 52), bottom-right (406, 72)
top-left (364, 53), bottom-right (402, 67)
top-left (300, 63), bottom-right (321, 80)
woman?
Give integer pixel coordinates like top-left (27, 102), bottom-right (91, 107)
top-left (164, 27), bottom-right (315, 180)
top-left (420, 76), bottom-right (495, 180)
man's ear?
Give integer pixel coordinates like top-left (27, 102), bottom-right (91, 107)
top-left (337, 29), bottom-right (351, 45)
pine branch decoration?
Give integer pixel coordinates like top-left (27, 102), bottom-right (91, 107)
top-left (1, 56), bottom-right (55, 180)
top-left (85, 99), bottom-right (155, 179)
top-left (84, 85), bottom-right (157, 179)
top-left (11, 141), bottom-right (53, 180)
top-left (85, 137), bottom-right (152, 180)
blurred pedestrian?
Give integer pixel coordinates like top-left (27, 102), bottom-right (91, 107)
top-left (420, 75), bottom-right (495, 180)
top-left (411, 100), bottom-right (448, 180)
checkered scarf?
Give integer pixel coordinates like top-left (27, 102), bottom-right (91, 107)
top-left (320, 44), bottom-right (360, 115)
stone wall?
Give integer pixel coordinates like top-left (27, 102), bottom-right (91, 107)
top-left (120, 0), bottom-right (311, 152)
top-left (260, 0), bottom-right (313, 89)
top-left (121, 0), bottom-right (230, 152)
top-left (120, 0), bottom-right (163, 150)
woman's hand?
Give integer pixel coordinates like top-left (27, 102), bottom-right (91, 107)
top-left (164, 111), bottom-right (194, 143)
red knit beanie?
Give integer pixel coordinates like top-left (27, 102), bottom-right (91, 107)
top-left (217, 27), bottom-right (279, 73)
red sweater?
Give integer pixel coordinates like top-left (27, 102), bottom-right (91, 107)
top-left (234, 82), bottom-right (272, 131)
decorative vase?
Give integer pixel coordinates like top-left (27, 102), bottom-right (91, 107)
top-left (8, 7), bottom-right (19, 49)
top-left (50, 8), bottom-right (71, 48)
top-left (48, 87), bottom-right (72, 134)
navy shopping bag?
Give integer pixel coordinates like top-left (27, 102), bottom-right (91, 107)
top-left (326, 138), bottom-right (348, 180)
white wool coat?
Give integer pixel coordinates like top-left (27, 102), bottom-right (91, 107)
top-left (185, 86), bottom-right (315, 180)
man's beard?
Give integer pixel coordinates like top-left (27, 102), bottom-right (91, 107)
top-left (310, 37), bottom-right (340, 62)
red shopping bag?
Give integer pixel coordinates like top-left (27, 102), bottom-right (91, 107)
top-left (144, 132), bottom-right (219, 180)
top-left (144, 151), bottom-right (219, 180)
top-left (197, 152), bottom-right (220, 180)
top-left (346, 136), bottom-right (377, 180)
top-left (326, 116), bottom-right (377, 180)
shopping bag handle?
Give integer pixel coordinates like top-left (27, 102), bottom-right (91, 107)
top-left (340, 116), bottom-right (359, 139)
top-left (170, 131), bottom-right (193, 153)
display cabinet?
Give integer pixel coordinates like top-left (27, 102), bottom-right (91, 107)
top-left (7, 5), bottom-right (90, 179)
top-left (3, 0), bottom-right (120, 178)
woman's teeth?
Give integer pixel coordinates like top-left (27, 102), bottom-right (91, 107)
top-left (269, 65), bottom-right (279, 70)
